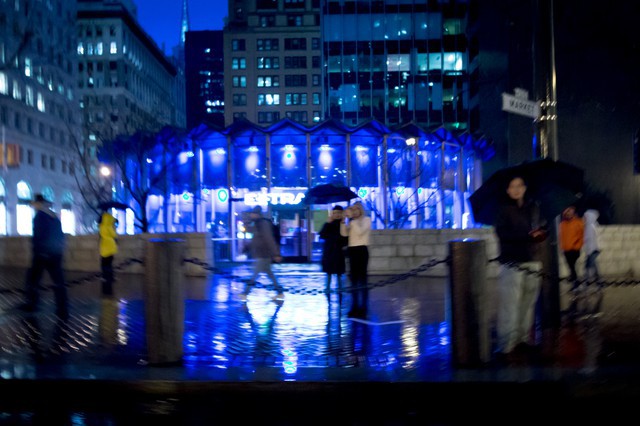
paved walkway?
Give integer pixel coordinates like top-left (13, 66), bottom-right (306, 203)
top-left (0, 263), bottom-right (638, 424)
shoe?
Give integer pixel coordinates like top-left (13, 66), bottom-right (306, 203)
top-left (272, 292), bottom-right (285, 301)
top-left (238, 294), bottom-right (248, 302)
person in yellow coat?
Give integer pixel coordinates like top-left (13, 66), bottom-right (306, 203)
top-left (99, 212), bottom-right (118, 296)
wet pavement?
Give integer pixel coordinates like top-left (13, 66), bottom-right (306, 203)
top-left (0, 262), bottom-right (639, 425)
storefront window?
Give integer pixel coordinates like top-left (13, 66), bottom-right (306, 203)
top-left (310, 134), bottom-right (346, 186)
top-left (270, 135), bottom-right (307, 188)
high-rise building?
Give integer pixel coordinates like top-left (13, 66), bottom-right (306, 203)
top-left (322, 0), bottom-right (477, 131)
top-left (185, 31), bottom-right (225, 128)
top-left (0, 0), bottom-right (83, 236)
top-left (224, 0), bottom-right (322, 126)
top-left (76, 0), bottom-right (184, 143)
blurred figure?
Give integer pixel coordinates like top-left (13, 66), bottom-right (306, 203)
top-left (494, 176), bottom-right (547, 362)
top-left (99, 211), bottom-right (118, 296)
top-left (241, 206), bottom-right (284, 301)
top-left (340, 202), bottom-right (371, 318)
top-left (583, 209), bottom-right (601, 280)
top-left (559, 205), bottom-right (584, 284)
top-left (319, 205), bottom-right (348, 294)
top-left (21, 194), bottom-right (68, 320)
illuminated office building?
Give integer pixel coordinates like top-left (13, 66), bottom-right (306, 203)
top-left (0, 0), bottom-right (82, 236)
top-left (142, 117), bottom-right (493, 262)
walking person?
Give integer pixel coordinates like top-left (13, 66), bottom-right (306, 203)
top-left (20, 194), bottom-right (68, 320)
top-left (240, 206), bottom-right (284, 301)
top-left (99, 211), bottom-right (118, 296)
top-left (494, 176), bottom-right (547, 363)
top-left (583, 209), bottom-right (601, 281)
top-left (340, 202), bottom-right (371, 319)
top-left (559, 205), bottom-right (584, 285)
top-left (319, 205), bottom-right (348, 295)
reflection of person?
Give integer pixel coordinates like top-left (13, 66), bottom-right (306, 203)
top-left (494, 176), bottom-right (547, 361)
top-left (99, 211), bottom-right (118, 296)
top-left (583, 209), bottom-right (601, 280)
top-left (21, 194), bottom-right (68, 320)
top-left (340, 202), bottom-right (371, 318)
top-left (559, 205), bottom-right (584, 284)
top-left (319, 206), bottom-right (348, 293)
top-left (241, 206), bottom-right (284, 301)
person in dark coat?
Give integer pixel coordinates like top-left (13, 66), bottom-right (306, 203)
top-left (20, 194), bottom-right (68, 320)
top-left (494, 176), bottom-right (547, 363)
top-left (240, 206), bottom-right (284, 301)
top-left (319, 205), bottom-right (348, 293)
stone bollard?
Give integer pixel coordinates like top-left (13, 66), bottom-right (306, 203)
top-left (448, 239), bottom-right (490, 367)
top-left (144, 238), bottom-right (185, 365)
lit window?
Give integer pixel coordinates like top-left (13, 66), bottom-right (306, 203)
top-left (77, 42), bottom-right (84, 55)
top-left (110, 42), bottom-right (117, 54)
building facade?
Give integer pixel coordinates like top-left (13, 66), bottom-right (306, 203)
top-left (138, 118), bottom-right (493, 262)
top-left (75, 0), bottom-right (186, 232)
top-left (224, 0), bottom-right (322, 126)
top-left (0, 0), bottom-right (83, 236)
top-left (185, 30), bottom-right (225, 129)
top-left (322, 0), bottom-right (477, 131)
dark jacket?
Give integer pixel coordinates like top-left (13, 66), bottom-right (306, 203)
top-left (32, 208), bottom-right (65, 257)
top-left (249, 217), bottom-right (280, 259)
top-left (319, 220), bottom-right (347, 274)
top-left (495, 198), bottom-right (546, 263)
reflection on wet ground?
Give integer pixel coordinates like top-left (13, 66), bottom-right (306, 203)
top-left (0, 263), bottom-right (639, 424)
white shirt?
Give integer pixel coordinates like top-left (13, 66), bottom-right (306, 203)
top-left (340, 215), bottom-right (371, 247)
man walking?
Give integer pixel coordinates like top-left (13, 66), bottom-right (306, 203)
top-left (240, 206), bottom-right (284, 301)
top-left (21, 194), bottom-right (68, 320)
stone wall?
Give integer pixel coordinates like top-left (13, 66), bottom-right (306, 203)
top-left (367, 226), bottom-right (640, 279)
top-left (0, 233), bottom-right (213, 277)
top-left (0, 225), bottom-right (637, 279)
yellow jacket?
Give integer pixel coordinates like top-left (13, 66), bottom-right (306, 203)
top-left (99, 212), bottom-right (118, 258)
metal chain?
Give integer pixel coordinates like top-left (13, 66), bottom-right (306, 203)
top-left (183, 256), bottom-right (450, 296)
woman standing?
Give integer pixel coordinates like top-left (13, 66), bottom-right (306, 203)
top-left (340, 202), bottom-right (371, 318)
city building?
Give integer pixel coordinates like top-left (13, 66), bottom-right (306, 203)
top-left (224, 0), bottom-right (322, 126)
top-left (0, 0), bottom-right (83, 236)
top-left (76, 0), bottom-right (186, 232)
top-left (185, 30), bottom-right (225, 128)
top-left (322, 0), bottom-right (477, 131)
top-left (140, 117), bottom-right (493, 262)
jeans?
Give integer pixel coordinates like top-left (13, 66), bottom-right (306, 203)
top-left (245, 257), bottom-right (284, 293)
top-left (495, 261), bottom-right (542, 354)
top-left (101, 255), bottom-right (114, 295)
top-left (25, 254), bottom-right (68, 317)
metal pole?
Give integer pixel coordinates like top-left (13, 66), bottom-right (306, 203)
top-left (144, 238), bottom-right (185, 365)
top-left (448, 239), bottom-right (490, 367)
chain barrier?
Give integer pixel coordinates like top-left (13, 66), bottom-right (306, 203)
top-left (0, 257), bottom-right (144, 296)
top-left (183, 256), bottom-right (450, 296)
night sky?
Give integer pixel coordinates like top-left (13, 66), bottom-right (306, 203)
top-left (135, 0), bottom-right (226, 54)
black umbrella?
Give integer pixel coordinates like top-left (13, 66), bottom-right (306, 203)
top-left (304, 183), bottom-right (359, 205)
top-left (97, 201), bottom-right (130, 211)
top-left (469, 158), bottom-right (584, 225)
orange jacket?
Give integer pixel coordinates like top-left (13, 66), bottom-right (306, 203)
top-left (559, 216), bottom-right (584, 251)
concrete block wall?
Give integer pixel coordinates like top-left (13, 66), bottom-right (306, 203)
top-left (0, 232), bottom-right (213, 277)
top-left (368, 225), bottom-right (640, 279)
top-left (0, 225), bottom-right (636, 279)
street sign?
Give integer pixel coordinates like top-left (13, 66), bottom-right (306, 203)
top-left (501, 92), bottom-right (540, 119)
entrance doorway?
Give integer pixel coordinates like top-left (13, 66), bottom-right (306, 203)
top-left (272, 207), bottom-right (308, 262)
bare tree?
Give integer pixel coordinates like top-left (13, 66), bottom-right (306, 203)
top-left (98, 126), bottom-right (186, 233)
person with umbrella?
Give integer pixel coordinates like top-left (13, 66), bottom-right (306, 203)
top-left (494, 176), bottom-right (548, 363)
top-left (319, 205), bottom-right (348, 295)
top-left (98, 210), bottom-right (118, 296)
